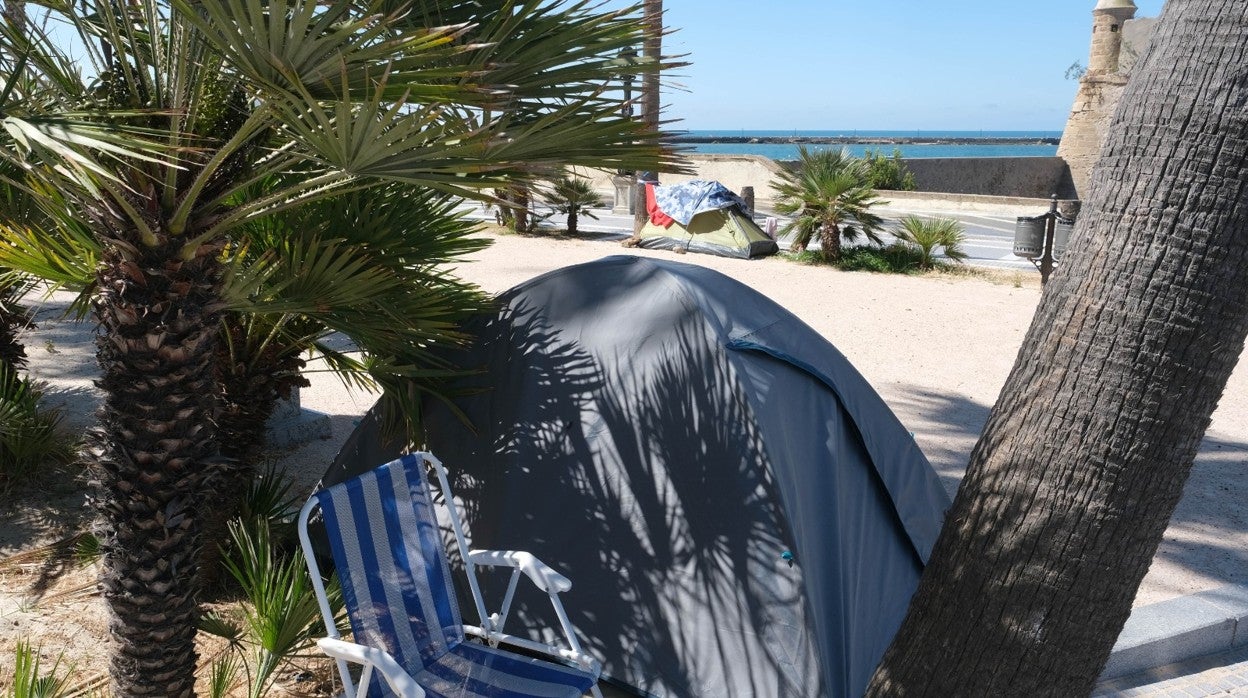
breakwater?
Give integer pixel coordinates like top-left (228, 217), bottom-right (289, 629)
top-left (674, 135), bottom-right (1061, 146)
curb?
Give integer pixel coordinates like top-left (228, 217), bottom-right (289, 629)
top-left (1100, 583), bottom-right (1248, 681)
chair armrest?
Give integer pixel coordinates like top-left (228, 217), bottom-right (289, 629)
top-left (317, 637), bottom-right (425, 698)
top-left (469, 549), bottom-right (572, 593)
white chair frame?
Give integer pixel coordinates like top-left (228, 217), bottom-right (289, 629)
top-left (298, 451), bottom-right (603, 698)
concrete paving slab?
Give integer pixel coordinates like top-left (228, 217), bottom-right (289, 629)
top-left (1104, 584), bottom-right (1248, 681)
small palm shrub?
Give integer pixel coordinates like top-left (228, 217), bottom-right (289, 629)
top-left (892, 215), bottom-right (969, 269)
top-left (0, 365), bottom-right (69, 488)
top-left (772, 147), bottom-right (886, 263)
top-left (547, 175), bottom-right (604, 235)
top-left (199, 469), bottom-right (341, 697)
top-left (215, 521), bottom-right (334, 694)
top-left (7, 640), bottom-right (74, 698)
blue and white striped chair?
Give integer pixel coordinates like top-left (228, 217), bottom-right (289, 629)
top-left (297, 452), bottom-right (603, 697)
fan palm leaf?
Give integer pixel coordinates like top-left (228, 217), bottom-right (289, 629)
top-left (773, 146), bottom-right (886, 262)
top-left (893, 214), bottom-right (969, 269)
top-left (0, 1), bottom-right (678, 692)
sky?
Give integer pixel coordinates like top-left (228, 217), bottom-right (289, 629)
top-left (605, 0), bottom-right (1167, 132)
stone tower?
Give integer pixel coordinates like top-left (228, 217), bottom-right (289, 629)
top-left (1057, 0), bottom-right (1139, 200)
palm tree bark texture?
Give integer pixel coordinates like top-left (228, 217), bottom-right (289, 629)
top-left (868, 2), bottom-right (1248, 694)
top-left (91, 229), bottom-right (224, 696)
top-left (634, 0), bottom-right (663, 235)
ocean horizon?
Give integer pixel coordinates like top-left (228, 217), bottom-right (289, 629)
top-left (681, 129), bottom-right (1063, 160)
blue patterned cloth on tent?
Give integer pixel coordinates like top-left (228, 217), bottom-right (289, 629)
top-left (653, 179), bottom-right (751, 226)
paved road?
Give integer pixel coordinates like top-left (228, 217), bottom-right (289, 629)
top-left (876, 204), bottom-right (1046, 272)
top-left (457, 201), bottom-right (1055, 273)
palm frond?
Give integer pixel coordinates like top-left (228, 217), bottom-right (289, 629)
top-left (894, 215), bottom-right (968, 268)
top-left (173, 0), bottom-right (486, 104)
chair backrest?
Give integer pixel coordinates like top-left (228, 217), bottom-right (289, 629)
top-left (314, 453), bottom-right (464, 674)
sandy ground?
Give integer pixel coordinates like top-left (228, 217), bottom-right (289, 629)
top-left (2, 229), bottom-right (1246, 685)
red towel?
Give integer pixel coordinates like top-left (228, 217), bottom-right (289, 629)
top-left (646, 183), bottom-right (675, 228)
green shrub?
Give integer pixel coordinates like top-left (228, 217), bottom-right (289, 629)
top-left (227, 519), bottom-right (324, 698)
top-left (201, 514), bottom-right (343, 698)
top-left (863, 148), bottom-right (917, 191)
top-left (0, 366), bottom-right (70, 488)
top-left (837, 244), bottom-right (927, 273)
top-left (784, 244), bottom-right (925, 273)
top-left (0, 279), bottom-right (33, 372)
top-left (7, 639), bottom-right (75, 698)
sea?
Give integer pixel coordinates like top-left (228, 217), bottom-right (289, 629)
top-left (682, 130), bottom-right (1062, 160)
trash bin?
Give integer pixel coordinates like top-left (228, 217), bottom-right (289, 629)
top-left (1053, 217), bottom-right (1075, 260)
top-left (1014, 215), bottom-right (1047, 259)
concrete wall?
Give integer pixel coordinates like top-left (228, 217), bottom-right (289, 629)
top-left (901, 157), bottom-right (1075, 199)
top-left (573, 154), bottom-right (789, 210)
top-left (574, 153), bottom-right (1074, 212)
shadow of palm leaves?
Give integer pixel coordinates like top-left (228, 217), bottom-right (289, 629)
top-left (434, 297), bottom-right (816, 697)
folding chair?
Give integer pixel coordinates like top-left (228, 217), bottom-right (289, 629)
top-left (297, 452), bottom-right (603, 697)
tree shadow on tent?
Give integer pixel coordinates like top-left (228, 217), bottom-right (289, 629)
top-left (434, 300), bottom-right (813, 697)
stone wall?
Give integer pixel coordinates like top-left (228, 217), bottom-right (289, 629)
top-left (1058, 15), bottom-right (1158, 199)
top-left (1057, 76), bottom-right (1128, 199)
top-left (902, 157), bottom-right (1075, 199)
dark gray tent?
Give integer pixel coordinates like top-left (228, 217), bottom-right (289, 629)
top-left (322, 256), bottom-right (949, 697)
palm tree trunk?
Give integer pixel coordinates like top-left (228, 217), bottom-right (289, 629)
top-left (633, 0), bottom-right (662, 236)
top-left (513, 185), bottom-right (530, 233)
top-left (198, 319), bottom-right (308, 590)
top-left (567, 207), bottom-right (579, 235)
top-left (642, 0), bottom-right (661, 132)
top-left (819, 223), bottom-right (841, 263)
top-left (868, 1), bottom-right (1248, 693)
top-left (91, 230), bottom-right (225, 697)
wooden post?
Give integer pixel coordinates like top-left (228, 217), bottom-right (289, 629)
top-left (633, 175), bottom-right (649, 235)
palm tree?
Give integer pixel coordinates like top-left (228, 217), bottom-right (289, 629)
top-left (772, 147), bottom-right (886, 263)
top-left (548, 174), bottom-right (605, 235)
top-left (892, 215), bottom-right (968, 269)
top-left (0, 1), bottom-right (677, 693)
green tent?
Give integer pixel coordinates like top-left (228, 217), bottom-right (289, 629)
top-left (638, 207), bottom-right (778, 259)
top-left (637, 180), bottom-right (779, 259)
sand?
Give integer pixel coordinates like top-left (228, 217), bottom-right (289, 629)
top-left (3, 229), bottom-right (1246, 684)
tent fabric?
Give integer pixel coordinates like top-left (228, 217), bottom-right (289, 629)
top-left (653, 179), bottom-right (752, 226)
top-left (637, 207), bottom-right (778, 259)
top-left (636, 179), bottom-right (776, 259)
top-left (645, 184), bottom-right (675, 228)
top-left (323, 256), bottom-right (950, 697)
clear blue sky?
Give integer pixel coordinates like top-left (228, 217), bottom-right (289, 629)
top-left (607, 0), bottom-right (1166, 131)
